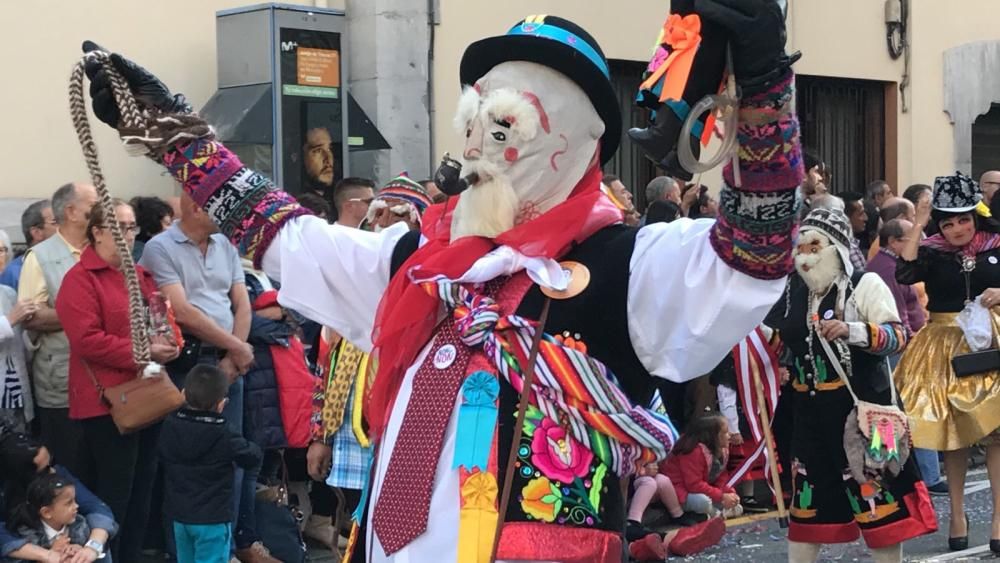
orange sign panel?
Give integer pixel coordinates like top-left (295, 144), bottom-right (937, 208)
top-left (297, 48), bottom-right (340, 88)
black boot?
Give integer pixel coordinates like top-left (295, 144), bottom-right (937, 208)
top-left (628, 121), bottom-right (701, 181)
top-left (625, 519), bottom-right (656, 543)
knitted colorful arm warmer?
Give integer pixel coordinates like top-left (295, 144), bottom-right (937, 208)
top-left (865, 321), bottom-right (908, 357)
top-left (710, 71), bottom-right (803, 280)
top-left (160, 137), bottom-right (312, 267)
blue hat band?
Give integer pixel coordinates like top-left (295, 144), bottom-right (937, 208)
top-left (506, 22), bottom-right (610, 79)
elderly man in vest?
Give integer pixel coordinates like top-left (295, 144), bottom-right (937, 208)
top-left (18, 181), bottom-right (97, 477)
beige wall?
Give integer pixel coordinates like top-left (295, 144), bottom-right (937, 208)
top-left (433, 0), bottom-right (1000, 195)
top-left (0, 0), bottom-right (254, 201)
top-left (907, 0), bottom-right (1000, 184)
top-left (3, 0), bottom-right (999, 202)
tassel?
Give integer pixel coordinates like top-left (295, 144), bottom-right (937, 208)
top-left (869, 422), bottom-right (882, 457)
top-left (340, 522), bottom-right (360, 563)
top-left (351, 455), bottom-right (374, 524)
top-left (881, 420), bottom-right (899, 462)
top-left (453, 371), bottom-right (500, 471)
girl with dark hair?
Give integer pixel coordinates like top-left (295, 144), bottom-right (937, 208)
top-left (128, 196), bottom-right (174, 262)
top-left (896, 172), bottom-right (1000, 553)
top-left (660, 414), bottom-right (739, 517)
top-left (6, 473), bottom-right (101, 561)
top-left (0, 432), bottom-right (115, 562)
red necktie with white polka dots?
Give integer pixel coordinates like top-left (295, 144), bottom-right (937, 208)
top-left (371, 319), bottom-right (473, 554)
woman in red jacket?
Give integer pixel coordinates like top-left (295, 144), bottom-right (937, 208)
top-left (55, 199), bottom-right (179, 563)
top-left (661, 414), bottom-right (741, 517)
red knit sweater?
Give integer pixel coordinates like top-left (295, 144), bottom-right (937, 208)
top-left (660, 443), bottom-right (735, 504)
top-left (56, 246), bottom-right (158, 420)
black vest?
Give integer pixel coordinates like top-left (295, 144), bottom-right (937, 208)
top-left (773, 273), bottom-right (891, 403)
top-left (390, 224), bottom-right (655, 534)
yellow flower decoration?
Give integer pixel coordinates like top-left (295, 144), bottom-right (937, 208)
top-left (520, 477), bottom-right (563, 522)
top-left (461, 471), bottom-right (499, 510)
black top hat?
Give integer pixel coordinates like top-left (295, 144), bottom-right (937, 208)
top-left (932, 172), bottom-right (982, 213)
top-left (460, 15), bottom-right (621, 165)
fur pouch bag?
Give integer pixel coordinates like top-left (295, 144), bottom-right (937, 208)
top-left (818, 336), bottom-right (911, 484)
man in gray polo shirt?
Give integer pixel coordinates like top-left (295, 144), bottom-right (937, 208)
top-left (140, 194), bottom-right (275, 562)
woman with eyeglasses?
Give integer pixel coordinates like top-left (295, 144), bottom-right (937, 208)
top-left (53, 200), bottom-right (180, 563)
top-left (0, 428), bottom-right (116, 562)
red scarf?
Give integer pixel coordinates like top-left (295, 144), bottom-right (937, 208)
top-left (921, 230), bottom-right (1000, 255)
top-left (366, 166), bottom-right (622, 437)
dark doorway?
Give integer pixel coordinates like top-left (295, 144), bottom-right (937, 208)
top-left (608, 59), bottom-right (658, 211)
top-left (972, 103), bottom-right (1000, 179)
top-left (796, 76), bottom-right (887, 195)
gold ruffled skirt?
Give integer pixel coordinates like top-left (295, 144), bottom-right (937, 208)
top-left (897, 312), bottom-right (1000, 451)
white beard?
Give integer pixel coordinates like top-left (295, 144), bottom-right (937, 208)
top-left (794, 244), bottom-right (843, 293)
top-left (451, 160), bottom-right (519, 240)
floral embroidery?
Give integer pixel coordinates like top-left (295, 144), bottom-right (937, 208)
top-left (531, 418), bottom-right (593, 483)
top-left (521, 477), bottom-right (562, 522)
top-left (516, 406), bottom-right (605, 527)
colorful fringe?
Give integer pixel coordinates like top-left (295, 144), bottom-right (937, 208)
top-left (162, 139), bottom-right (312, 267)
top-left (710, 71), bottom-right (803, 280)
top-left (427, 279), bottom-right (678, 476)
top-left (867, 322), bottom-right (908, 356)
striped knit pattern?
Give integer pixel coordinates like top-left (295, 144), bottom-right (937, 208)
top-left (1, 369), bottom-right (22, 409)
top-left (711, 70), bottom-right (803, 280)
top-left (427, 280), bottom-right (678, 477)
top-left (162, 139), bottom-right (243, 207)
top-left (161, 140), bottom-right (313, 267)
top-left (379, 174), bottom-right (432, 212)
top-left (240, 191), bottom-right (311, 268)
top-left (867, 322), bottom-right (907, 356)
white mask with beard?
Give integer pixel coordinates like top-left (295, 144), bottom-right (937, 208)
top-left (794, 230), bottom-right (846, 294)
top-left (450, 61), bottom-right (605, 240)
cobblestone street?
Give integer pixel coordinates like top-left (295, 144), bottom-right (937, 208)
top-left (683, 467), bottom-right (999, 563)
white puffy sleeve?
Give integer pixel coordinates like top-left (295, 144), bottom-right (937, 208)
top-left (845, 272), bottom-right (904, 348)
top-left (260, 217), bottom-right (410, 351)
top-left (628, 218), bottom-right (787, 383)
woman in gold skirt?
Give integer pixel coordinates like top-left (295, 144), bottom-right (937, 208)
top-left (896, 172), bottom-right (1000, 553)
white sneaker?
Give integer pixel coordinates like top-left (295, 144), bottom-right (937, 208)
top-left (723, 504), bottom-right (744, 519)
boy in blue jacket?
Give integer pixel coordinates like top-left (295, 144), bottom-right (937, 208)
top-left (159, 365), bottom-right (262, 563)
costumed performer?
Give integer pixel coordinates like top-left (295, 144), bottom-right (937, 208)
top-left (82, 1), bottom-right (801, 560)
top-left (895, 173), bottom-right (1000, 554)
top-left (766, 208), bottom-right (936, 563)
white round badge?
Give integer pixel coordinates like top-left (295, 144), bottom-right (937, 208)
top-left (433, 344), bottom-right (457, 369)
top-left (823, 310), bottom-right (834, 320)
top-left (990, 256), bottom-right (998, 265)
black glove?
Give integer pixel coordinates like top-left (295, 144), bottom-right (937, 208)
top-left (81, 40), bottom-right (191, 128)
top-left (693, 0), bottom-right (800, 95)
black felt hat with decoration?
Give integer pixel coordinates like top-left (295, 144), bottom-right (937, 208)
top-left (932, 172), bottom-right (982, 213)
top-left (459, 15), bottom-right (621, 165)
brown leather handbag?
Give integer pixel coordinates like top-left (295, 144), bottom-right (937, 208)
top-left (86, 363), bottom-right (184, 434)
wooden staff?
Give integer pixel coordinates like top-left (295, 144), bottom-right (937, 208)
top-left (750, 357), bottom-right (789, 528)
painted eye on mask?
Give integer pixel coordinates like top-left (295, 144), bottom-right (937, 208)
top-left (490, 119), bottom-right (512, 143)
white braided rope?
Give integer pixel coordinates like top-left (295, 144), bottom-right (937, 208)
top-left (69, 52), bottom-right (151, 365)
